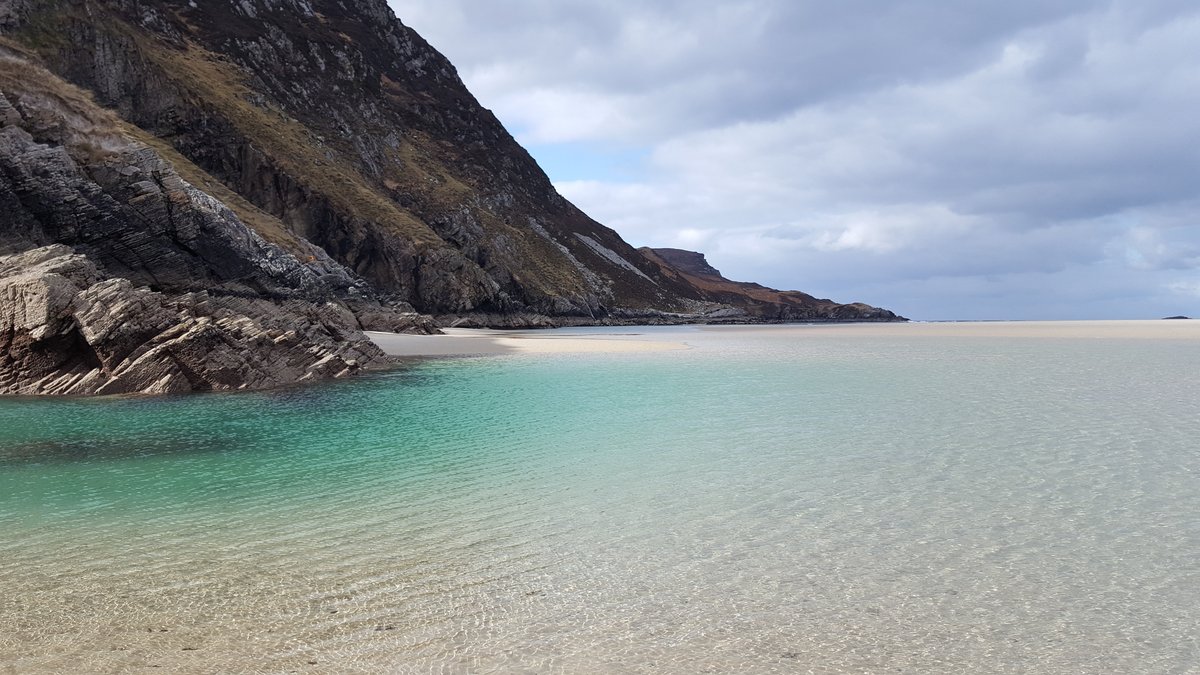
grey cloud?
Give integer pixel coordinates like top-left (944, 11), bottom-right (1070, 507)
top-left (395, 0), bottom-right (1108, 136)
top-left (389, 0), bottom-right (1200, 319)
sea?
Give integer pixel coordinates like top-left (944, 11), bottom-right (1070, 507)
top-left (1, 321), bottom-right (1197, 674)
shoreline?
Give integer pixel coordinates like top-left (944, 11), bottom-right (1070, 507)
top-left (366, 327), bottom-right (690, 357)
top-left (368, 319), bottom-right (1200, 358)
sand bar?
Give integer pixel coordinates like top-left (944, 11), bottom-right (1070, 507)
top-left (367, 328), bottom-right (687, 357)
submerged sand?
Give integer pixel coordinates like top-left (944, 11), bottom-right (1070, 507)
top-left (5, 318), bottom-right (1198, 674)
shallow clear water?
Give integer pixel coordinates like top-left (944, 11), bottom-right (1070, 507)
top-left (1, 323), bottom-right (1198, 673)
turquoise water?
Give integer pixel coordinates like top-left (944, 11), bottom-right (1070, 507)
top-left (1, 323), bottom-right (1198, 673)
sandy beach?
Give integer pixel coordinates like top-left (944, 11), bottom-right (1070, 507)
top-left (366, 327), bottom-right (689, 357)
top-left (368, 320), bottom-right (1199, 358)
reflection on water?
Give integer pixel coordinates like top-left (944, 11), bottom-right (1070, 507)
top-left (1, 323), bottom-right (1199, 673)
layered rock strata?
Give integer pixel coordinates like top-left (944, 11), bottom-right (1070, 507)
top-left (0, 245), bottom-right (379, 394)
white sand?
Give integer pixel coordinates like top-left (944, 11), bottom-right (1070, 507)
top-left (366, 328), bottom-right (687, 357)
top-left (368, 320), bottom-right (1198, 358)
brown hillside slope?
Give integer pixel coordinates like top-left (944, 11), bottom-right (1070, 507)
top-left (2, 0), bottom-right (705, 322)
top-left (641, 248), bottom-right (903, 322)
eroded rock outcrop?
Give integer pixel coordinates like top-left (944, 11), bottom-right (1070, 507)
top-left (0, 245), bottom-right (382, 394)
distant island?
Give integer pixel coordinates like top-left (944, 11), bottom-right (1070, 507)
top-left (0, 0), bottom-right (900, 395)
top-left (1162, 316), bottom-right (1192, 320)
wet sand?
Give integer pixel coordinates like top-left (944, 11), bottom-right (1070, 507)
top-left (366, 327), bottom-right (687, 356)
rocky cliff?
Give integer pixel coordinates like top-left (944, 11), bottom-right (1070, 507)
top-left (0, 0), bottom-right (902, 394)
top-left (0, 51), bottom-right (422, 394)
top-left (1, 0), bottom-right (705, 323)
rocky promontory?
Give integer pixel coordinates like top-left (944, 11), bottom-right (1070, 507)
top-left (640, 248), bottom-right (903, 322)
top-left (0, 0), bottom-right (903, 395)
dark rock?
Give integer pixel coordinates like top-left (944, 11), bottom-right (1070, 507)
top-left (650, 248), bottom-right (726, 279)
top-left (0, 61), bottom-right (392, 395)
top-left (0, 245), bottom-right (383, 394)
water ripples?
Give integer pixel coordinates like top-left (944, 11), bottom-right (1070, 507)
top-left (1, 327), bottom-right (1199, 672)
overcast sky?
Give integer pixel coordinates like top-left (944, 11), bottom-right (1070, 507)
top-left (388, 0), bottom-right (1200, 320)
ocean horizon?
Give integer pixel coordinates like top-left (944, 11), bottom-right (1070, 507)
top-left (2, 321), bottom-right (1198, 673)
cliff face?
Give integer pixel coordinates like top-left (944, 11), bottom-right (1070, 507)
top-left (0, 0), bottom-right (902, 394)
top-left (2, 0), bottom-right (701, 322)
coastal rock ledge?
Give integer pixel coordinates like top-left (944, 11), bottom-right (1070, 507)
top-left (0, 245), bottom-right (384, 395)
